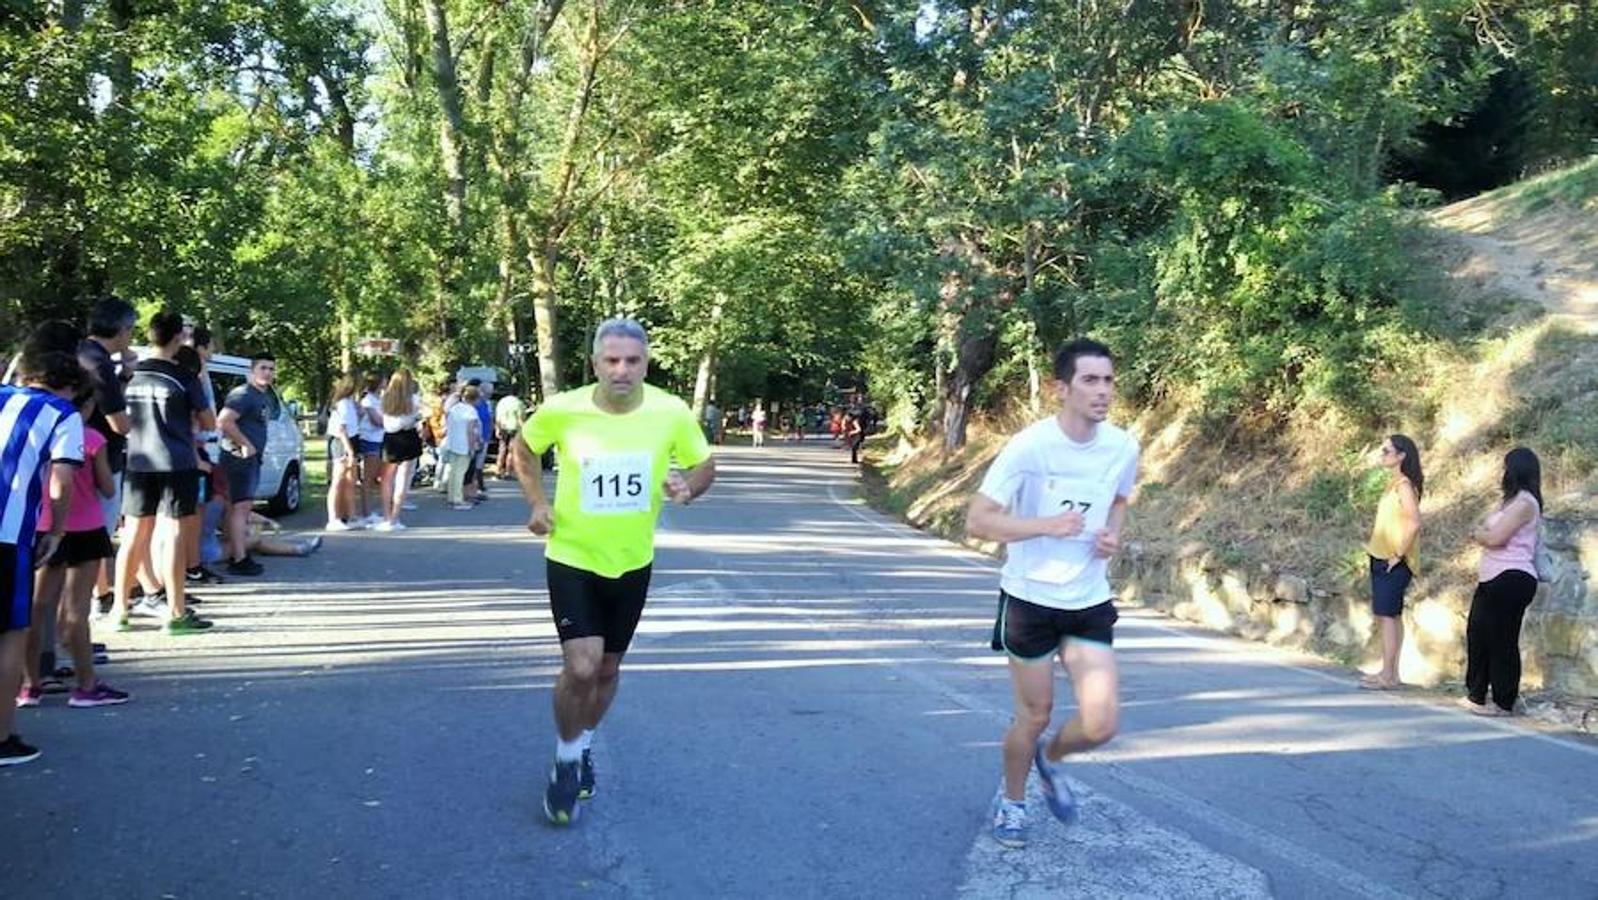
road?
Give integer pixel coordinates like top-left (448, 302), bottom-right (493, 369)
top-left (3, 444), bottom-right (1596, 898)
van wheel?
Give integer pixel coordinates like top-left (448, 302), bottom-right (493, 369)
top-left (270, 463), bottom-right (302, 516)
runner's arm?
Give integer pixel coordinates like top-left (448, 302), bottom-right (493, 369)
top-left (513, 435), bottom-right (549, 508)
top-left (678, 456), bottom-right (716, 502)
top-left (965, 494), bottom-right (1081, 542)
top-left (34, 462), bottom-right (77, 567)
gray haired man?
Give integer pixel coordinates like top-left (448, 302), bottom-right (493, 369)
top-left (512, 318), bottom-right (717, 826)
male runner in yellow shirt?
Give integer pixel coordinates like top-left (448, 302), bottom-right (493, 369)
top-left (514, 318), bottom-right (716, 826)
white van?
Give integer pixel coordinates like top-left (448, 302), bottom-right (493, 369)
top-left (133, 349), bottom-right (307, 515)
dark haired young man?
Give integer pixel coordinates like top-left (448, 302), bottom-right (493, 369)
top-left (114, 311), bottom-right (216, 633)
top-left (0, 342), bottom-right (86, 764)
top-left (80, 297), bottom-right (135, 613)
top-left (217, 354), bottom-right (277, 576)
top-left (965, 338), bottom-right (1139, 848)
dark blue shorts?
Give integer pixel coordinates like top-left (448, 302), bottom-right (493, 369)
top-left (1370, 555), bottom-right (1413, 617)
top-left (2, 541), bottom-right (34, 632)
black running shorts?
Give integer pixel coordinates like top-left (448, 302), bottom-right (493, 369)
top-left (123, 470), bottom-right (200, 518)
top-left (546, 558), bottom-right (653, 654)
top-left (994, 592), bottom-right (1117, 661)
top-left (44, 528), bottom-right (115, 568)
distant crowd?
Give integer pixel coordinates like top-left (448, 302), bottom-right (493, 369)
top-left (699, 396), bottom-right (878, 464)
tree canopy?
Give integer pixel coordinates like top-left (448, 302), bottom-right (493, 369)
top-left (3, 0), bottom-right (1594, 439)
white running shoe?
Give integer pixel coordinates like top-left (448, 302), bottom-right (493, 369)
top-left (325, 520), bottom-right (355, 532)
top-left (371, 520), bottom-right (396, 533)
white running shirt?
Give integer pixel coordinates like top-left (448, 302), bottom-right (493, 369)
top-left (977, 417), bottom-right (1139, 611)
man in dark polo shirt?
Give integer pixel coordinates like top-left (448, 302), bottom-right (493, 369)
top-left (79, 299), bottom-right (135, 509)
top-left (216, 354), bottom-right (277, 577)
top-left (114, 311), bottom-right (216, 634)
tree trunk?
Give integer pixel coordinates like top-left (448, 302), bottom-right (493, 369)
top-left (528, 241), bottom-right (562, 401)
top-left (425, 0), bottom-right (468, 231)
top-left (940, 325), bottom-right (999, 452)
top-left (691, 349), bottom-right (716, 417)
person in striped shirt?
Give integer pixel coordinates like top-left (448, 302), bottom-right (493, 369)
top-left (1, 338), bottom-right (87, 767)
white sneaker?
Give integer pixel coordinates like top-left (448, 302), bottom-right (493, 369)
top-left (389, 521), bottom-right (408, 531)
top-left (325, 520), bottom-right (354, 532)
top-left (371, 521), bottom-right (396, 533)
top-left (364, 513), bottom-right (384, 527)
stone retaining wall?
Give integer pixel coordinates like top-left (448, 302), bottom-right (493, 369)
top-left (1111, 517), bottom-right (1597, 698)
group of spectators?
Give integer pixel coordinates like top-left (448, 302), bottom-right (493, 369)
top-left (1, 301), bottom-right (300, 766)
top-left (323, 370), bottom-right (531, 530)
top-left (699, 396), bottom-right (877, 463)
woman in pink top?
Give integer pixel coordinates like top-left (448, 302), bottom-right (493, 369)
top-left (20, 406), bottom-right (130, 709)
top-left (1461, 447), bottom-right (1542, 717)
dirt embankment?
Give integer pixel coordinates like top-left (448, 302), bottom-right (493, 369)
top-left (864, 162), bottom-right (1598, 728)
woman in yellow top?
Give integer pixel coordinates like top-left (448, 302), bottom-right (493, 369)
top-left (1362, 434), bottom-right (1423, 689)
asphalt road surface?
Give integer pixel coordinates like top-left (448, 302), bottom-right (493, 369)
top-left (4, 444), bottom-right (1596, 898)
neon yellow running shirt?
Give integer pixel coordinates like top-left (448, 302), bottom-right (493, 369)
top-left (521, 384), bottom-right (711, 578)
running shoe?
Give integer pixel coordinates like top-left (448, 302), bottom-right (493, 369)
top-left (116, 615), bottom-right (133, 632)
top-left (363, 513), bottom-right (385, 527)
top-left (0, 734), bottom-right (41, 767)
top-left (167, 610), bottom-right (215, 634)
top-left (226, 556), bottom-right (264, 576)
top-left (38, 676), bottom-right (67, 695)
top-left (578, 749), bottom-right (596, 800)
top-left (69, 682), bottom-right (130, 708)
top-left (186, 565), bottom-right (224, 585)
top-left (324, 519), bottom-right (356, 532)
top-left (371, 520), bottom-right (396, 533)
top-left (92, 592), bottom-right (115, 620)
top-left (1034, 737), bottom-right (1079, 826)
top-left (132, 593), bottom-right (170, 618)
top-left (543, 759), bottom-right (582, 825)
top-left (15, 685), bottom-right (42, 708)
top-left (991, 797), bottom-right (1027, 848)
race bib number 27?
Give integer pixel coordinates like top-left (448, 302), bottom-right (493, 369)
top-left (579, 452), bottom-right (654, 514)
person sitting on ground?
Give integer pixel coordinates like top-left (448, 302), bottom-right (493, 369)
top-left (246, 513), bottom-right (323, 558)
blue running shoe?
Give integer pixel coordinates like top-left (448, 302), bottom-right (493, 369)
top-left (543, 759), bottom-right (581, 826)
top-left (1034, 737), bottom-right (1079, 825)
top-left (991, 796), bottom-right (1027, 848)
top-left (578, 748), bottom-right (595, 800)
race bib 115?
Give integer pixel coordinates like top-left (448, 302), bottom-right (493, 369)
top-left (579, 452), bottom-right (654, 514)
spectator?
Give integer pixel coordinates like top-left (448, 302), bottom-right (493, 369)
top-left (20, 389), bottom-right (128, 709)
top-left (216, 353), bottom-right (277, 577)
top-left (749, 401), bottom-right (766, 448)
top-left (80, 297), bottom-right (136, 615)
top-left (1, 338), bottom-right (87, 766)
top-left (376, 369), bottom-right (423, 531)
top-left (494, 388), bottom-right (528, 479)
top-left (1360, 434), bottom-right (1423, 690)
top-left (1461, 448), bottom-right (1544, 716)
top-left (468, 379), bottom-right (492, 502)
top-left (426, 380), bottom-right (456, 495)
top-left (325, 374), bottom-right (362, 531)
top-left (443, 384), bottom-right (482, 509)
top-left (181, 328), bottom-right (223, 585)
top-left (114, 310), bottom-right (216, 634)
top-left (356, 373), bottom-right (386, 524)
top-left (703, 398), bottom-right (721, 444)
